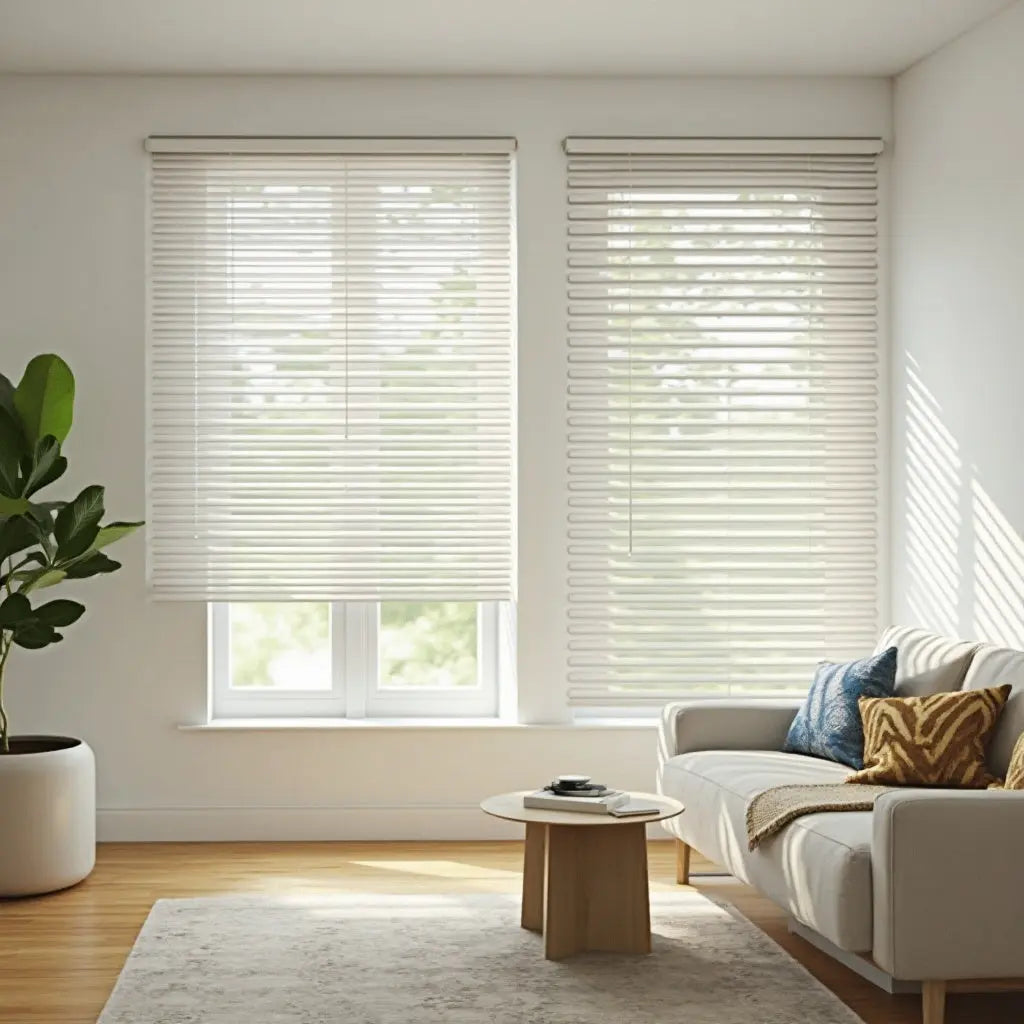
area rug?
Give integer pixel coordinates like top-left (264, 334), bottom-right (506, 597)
top-left (97, 892), bottom-right (862, 1023)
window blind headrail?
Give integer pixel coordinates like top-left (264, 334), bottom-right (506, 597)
top-left (147, 136), bottom-right (518, 155)
top-left (564, 137), bottom-right (884, 156)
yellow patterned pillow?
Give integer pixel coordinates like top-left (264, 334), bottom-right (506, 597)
top-left (847, 685), bottom-right (1011, 788)
top-left (1005, 731), bottom-right (1024, 790)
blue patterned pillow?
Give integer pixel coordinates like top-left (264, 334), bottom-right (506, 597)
top-left (783, 647), bottom-right (898, 769)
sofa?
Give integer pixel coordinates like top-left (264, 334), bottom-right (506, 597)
top-left (656, 626), bottom-right (1024, 1024)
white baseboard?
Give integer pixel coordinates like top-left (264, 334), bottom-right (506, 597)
top-left (98, 805), bottom-right (677, 842)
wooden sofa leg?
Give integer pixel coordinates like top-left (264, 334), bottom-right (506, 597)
top-left (922, 981), bottom-right (946, 1024)
top-left (675, 839), bottom-right (691, 885)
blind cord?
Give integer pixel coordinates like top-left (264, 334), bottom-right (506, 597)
top-left (627, 148), bottom-right (634, 558)
top-left (344, 162), bottom-right (350, 440)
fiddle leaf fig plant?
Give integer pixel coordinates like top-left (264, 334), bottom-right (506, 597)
top-left (0, 354), bottom-right (143, 753)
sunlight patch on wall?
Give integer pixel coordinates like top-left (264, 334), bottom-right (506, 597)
top-left (903, 358), bottom-right (963, 635)
top-left (971, 481), bottom-right (1024, 648)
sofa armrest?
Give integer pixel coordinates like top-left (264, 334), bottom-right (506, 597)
top-left (658, 699), bottom-right (803, 762)
top-left (872, 790), bottom-right (1024, 980)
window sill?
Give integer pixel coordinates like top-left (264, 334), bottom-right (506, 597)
top-left (178, 717), bottom-right (659, 732)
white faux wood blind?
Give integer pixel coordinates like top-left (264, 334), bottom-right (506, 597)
top-left (147, 141), bottom-right (515, 601)
top-left (565, 138), bottom-right (883, 705)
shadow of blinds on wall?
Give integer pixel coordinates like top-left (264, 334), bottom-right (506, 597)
top-left (146, 137), bottom-right (516, 602)
top-left (564, 137), bottom-right (884, 707)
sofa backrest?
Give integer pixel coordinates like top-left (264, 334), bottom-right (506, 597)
top-left (961, 644), bottom-right (1024, 776)
top-left (875, 626), bottom-right (1024, 776)
top-left (874, 625), bottom-right (977, 698)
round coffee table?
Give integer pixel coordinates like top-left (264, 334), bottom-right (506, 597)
top-left (480, 791), bottom-right (683, 960)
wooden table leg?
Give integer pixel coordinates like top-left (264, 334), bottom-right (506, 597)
top-left (579, 822), bottom-right (651, 954)
top-left (521, 822), bottom-right (545, 932)
top-left (541, 822), bottom-right (651, 960)
top-left (543, 825), bottom-right (585, 959)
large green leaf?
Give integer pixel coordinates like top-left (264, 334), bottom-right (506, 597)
top-left (55, 484), bottom-right (104, 560)
top-left (26, 507), bottom-right (57, 561)
top-left (0, 495), bottom-right (30, 517)
top-left (27, 500), bottom-right (66, 517)
top-left (0, 408), bottom-right (24, 497)
top-left (22, 436), bottom-right (65, 498)
top-left (14, 354), bottom-right (75, 446)
top-left (90, 520), bottom-right (144, 552)
top-left (0, 550), bottom-right (46, 592)
top-left (17, 567), bottom-right (66, 592)
top-left (0, 373), bottom-right (15, 420)
top-left (0, 515), bottom-right (38, 561)
top-left (32, 457), bottom-right (66, 496)
top-left (63, 552), bottom-right (120, 579)
top-left (12, 622), bottom-right (62, 650)
top-left (0, 592), bottom-right (32, 629)
top-left (33, 599), bottom-right (85, 628)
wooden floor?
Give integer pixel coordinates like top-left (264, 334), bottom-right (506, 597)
top-left (1, 842), bottom-right (1022, 1023)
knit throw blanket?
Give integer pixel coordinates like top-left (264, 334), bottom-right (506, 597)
top-left (746, 784), bottom-right (899, 850)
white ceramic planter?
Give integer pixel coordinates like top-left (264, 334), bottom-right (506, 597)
top-left (0, 736), bottom-right (96, 896)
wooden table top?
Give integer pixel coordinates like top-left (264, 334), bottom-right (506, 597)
top-left (480, 790), bottom-right (684, 827)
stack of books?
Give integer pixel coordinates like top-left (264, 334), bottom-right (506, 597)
top-left (523, 777), bottom-right (661, 817)
top-left (524, 785), bottom-right (629, 814)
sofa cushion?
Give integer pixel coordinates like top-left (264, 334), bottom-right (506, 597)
top-left (658, 749), bottom-right (873, 952)
top-left (783, 646), bottom-right (897, 768)
top-left (848, 685), bottom-right (1011, 787)
top-left (1004, 731), bottom-right (1024, 789)
top-left (961, 643), bottom-right (1024, 776)
top-left (874, 625), bottom-right (977, 698)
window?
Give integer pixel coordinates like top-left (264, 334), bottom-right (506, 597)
top-left (564, 137), bottom-right (883, 710)
top-left (147, 137), bottom-right (516, 718)
top-left (210, 601), bottom-right (501, 718)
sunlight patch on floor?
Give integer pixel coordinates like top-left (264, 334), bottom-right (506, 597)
top-left (350, 859), bottom-right (520, 880)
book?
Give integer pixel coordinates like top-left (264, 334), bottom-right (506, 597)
top-left (608, 800), bottom-right (662, 817)
top-left (523, 790), bottom-right (629, 814)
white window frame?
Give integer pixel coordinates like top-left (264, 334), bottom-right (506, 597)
top-left (210, 601), bottom-right (503, 720)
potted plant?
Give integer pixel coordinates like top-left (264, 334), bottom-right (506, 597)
top-left (0, 354), bottom-right (141, 896)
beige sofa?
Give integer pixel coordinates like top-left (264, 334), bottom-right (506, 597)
top-left (656, 626), bottom-right (1024, 1024)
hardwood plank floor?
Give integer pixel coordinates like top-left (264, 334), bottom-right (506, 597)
top-left (1, 841), bottom-right (1021, 1023)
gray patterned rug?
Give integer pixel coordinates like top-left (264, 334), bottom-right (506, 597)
top-left (98, 892), bottom-right (862, 1023)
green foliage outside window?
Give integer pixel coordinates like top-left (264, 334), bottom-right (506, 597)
top-left (230, 603), bottom-right (331, 690)
top-left (379, 602), bottom-right (477, 689)
top-left (230, 601), bottom-right (477, 691)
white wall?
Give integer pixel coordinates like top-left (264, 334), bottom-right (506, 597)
top-left (891, 1), bottom-right (1024, 645)
top-left (0, 74), bottom-right (891, 839)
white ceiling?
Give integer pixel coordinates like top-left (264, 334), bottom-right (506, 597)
top-left (0, 0), bottom-right (1014, 76)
